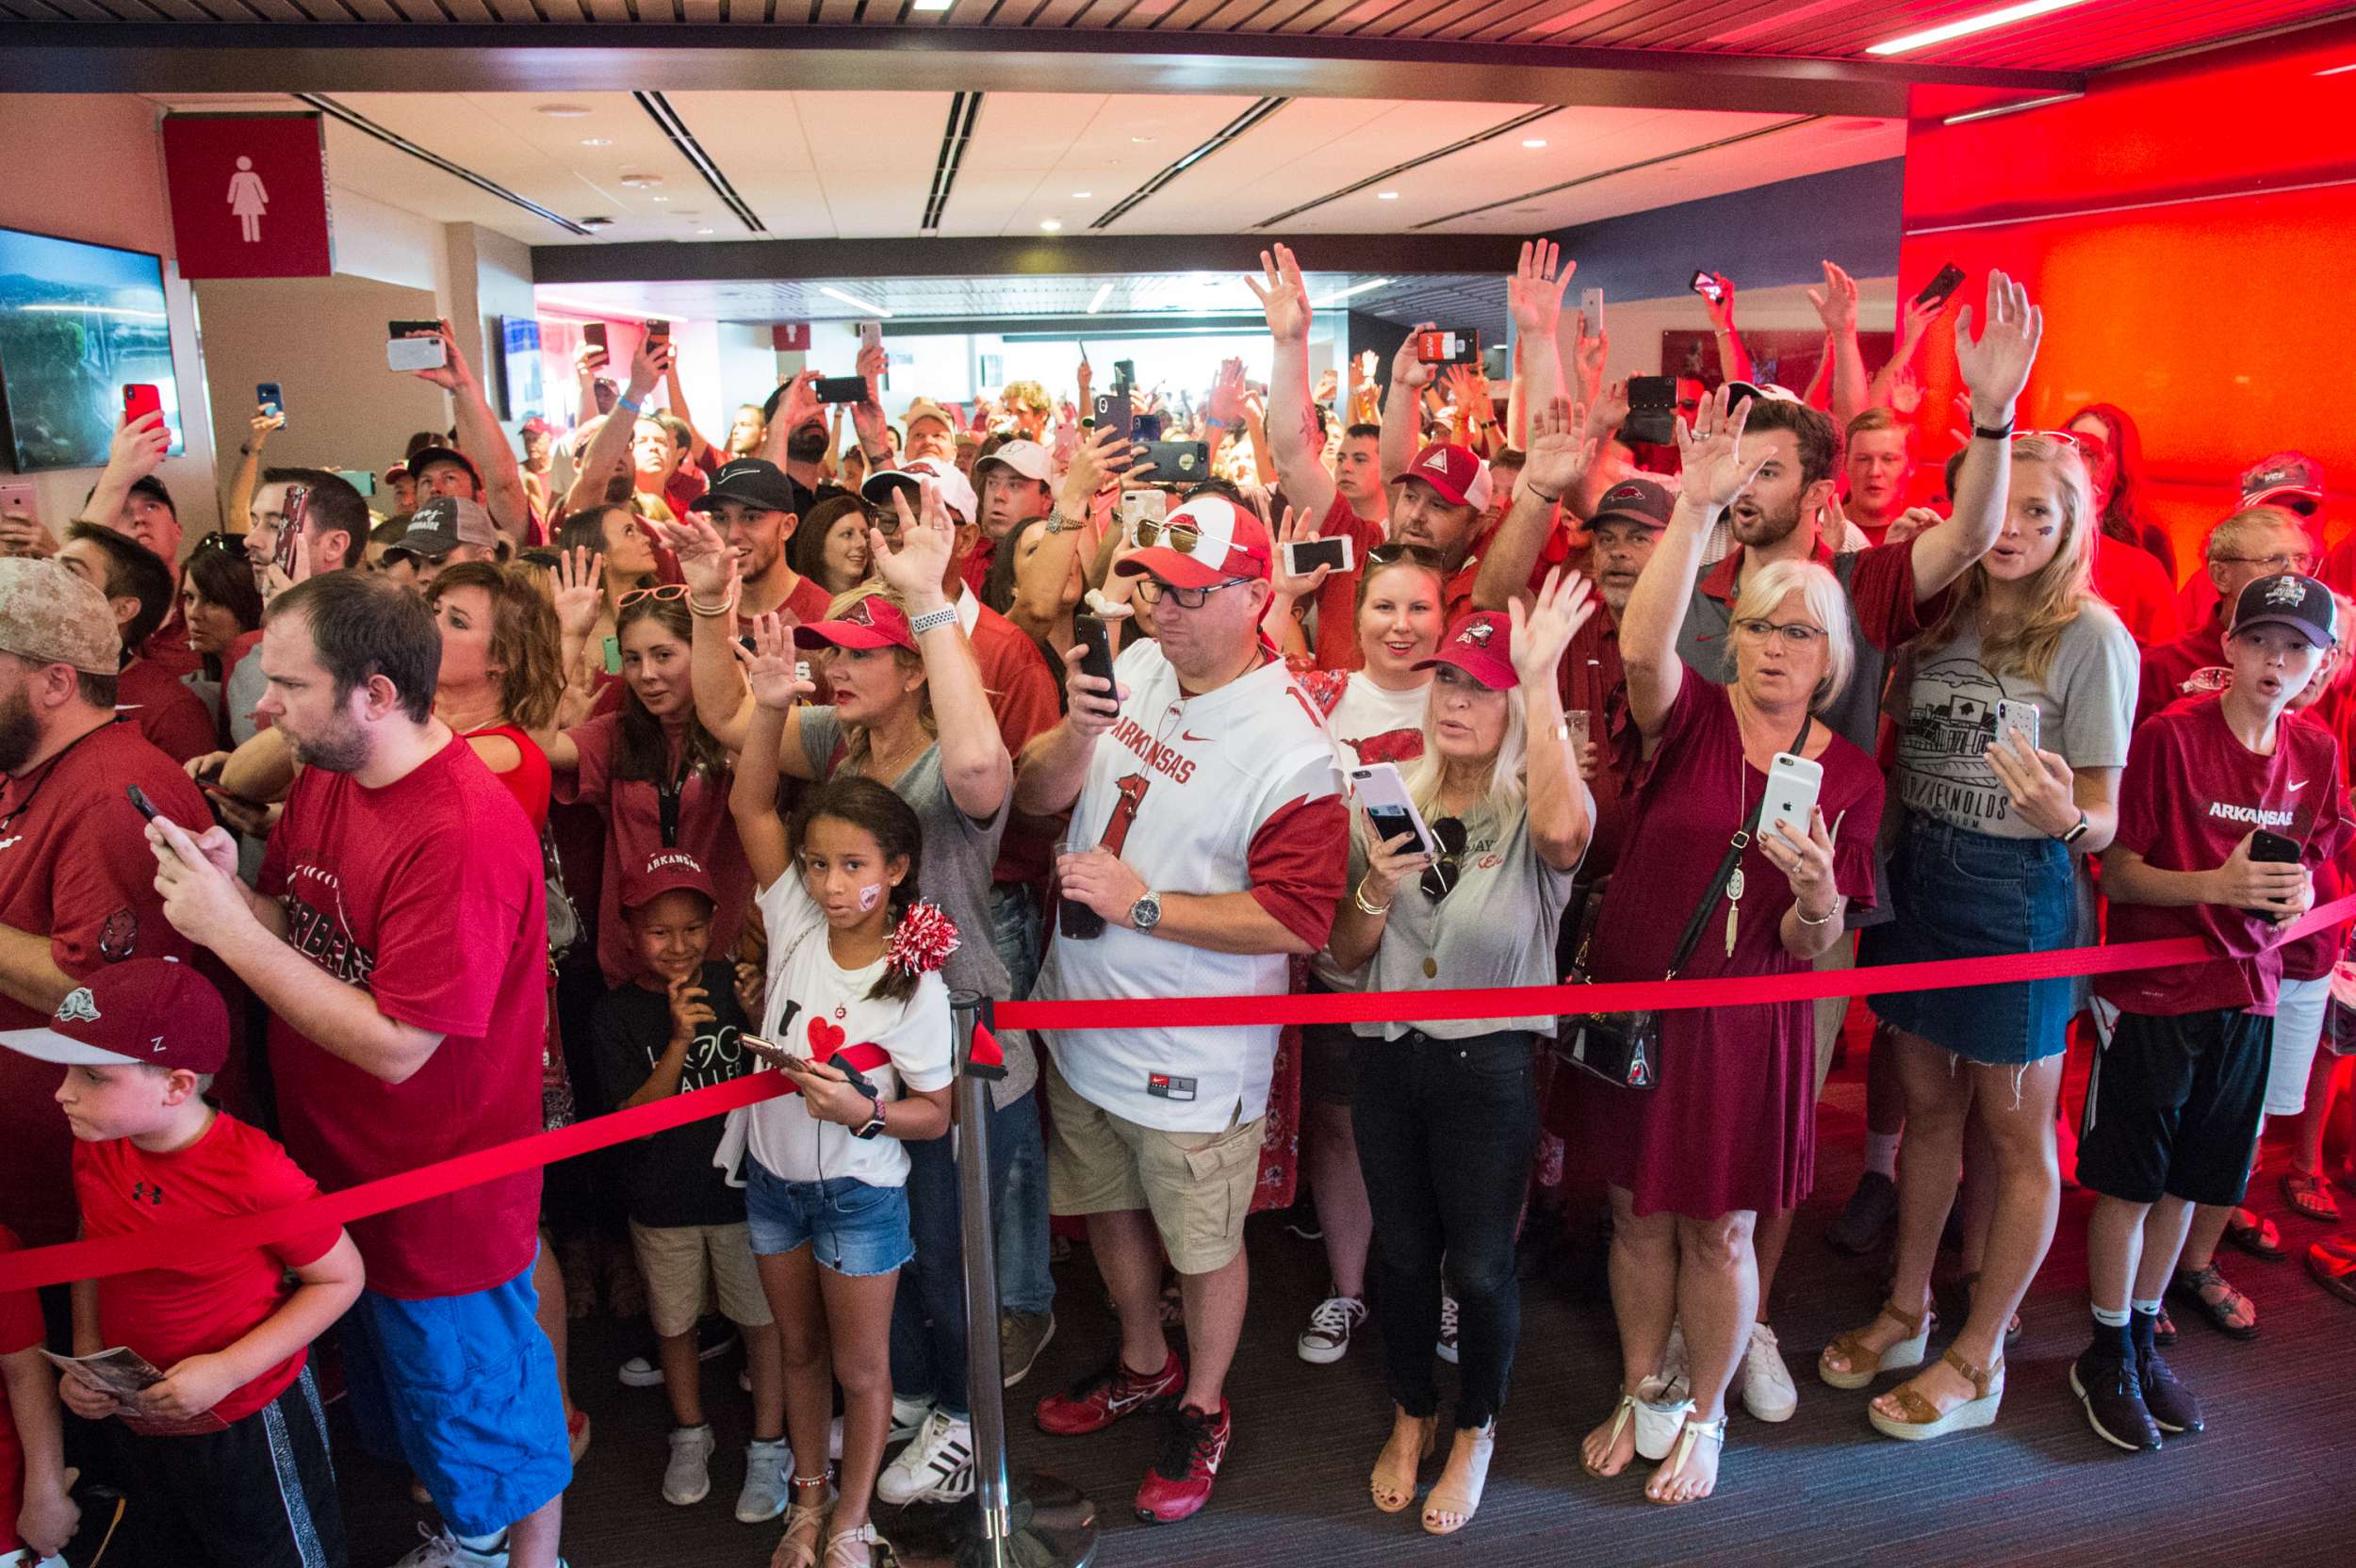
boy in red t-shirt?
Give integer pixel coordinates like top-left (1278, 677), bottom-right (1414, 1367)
top-left (0, 958), bottom-right (362, 1568)
top-left (2079, 574), bottom-right (2352, 1456)
top-left (1, 1225), bottom-right (76, 1567)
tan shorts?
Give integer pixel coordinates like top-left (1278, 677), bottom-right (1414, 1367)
top-left (629, 1219), bottom-right (774, 1339)
top-left (1042, 1055), bottom-right (1263, 1276)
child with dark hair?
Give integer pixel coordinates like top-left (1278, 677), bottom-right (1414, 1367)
top-left (720, 634), bottom-right (957, 1568)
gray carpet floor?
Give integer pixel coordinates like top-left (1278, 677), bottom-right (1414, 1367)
top-left (337, 1023), bottom-right (2356, 1567)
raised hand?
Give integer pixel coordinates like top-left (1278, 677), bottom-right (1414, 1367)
top-left (550, 547), bottom-right (605, 640)
top-left (732, 611), bottom-right (813, 711)
top-left (1573, 314), bottom-right (1610, 403)
top-left (1266, 505), bottom-right (1331, 601)
top-left (776, 368), bottom-right (824, 433)
top-left (1508, 239), bottom-right (1575, 339)
top-left (1509, 566), bottom-right (1597, 686)
top-left (111, 410), bottom-right (171, 479)
top-left (652, 514), bottom-right (736, 601)
top-left (875, 480), bottom-right (953, 601)
top-left (1897, 289), bottom-right (1945, 351)
top-left (406, 318), bottom-right (475, 392)
top-left (1585, 377), bottom-right (1631, 443)
top-left (626, 331), bottom-right (672, 402)
top-left (1245, 243), bottom-right (1312, 343)
top-left (1312, 368), bottom-right (1339, 408)
top-left (1675, 383), bottom-right (1764, 511)
top-left (1807, 260), bottom-right (1859, 335)
top-left (1953, 269), bottom-right (2042, 424)
top-left (1699, 272), bottom-right (1737, 334)
top-left (1522, 395), bottom-right (1598, 500)
top-left (1392, 320), bottom-right (1440, 394)
top-left (1208, 356), bottom-right (1247, 426)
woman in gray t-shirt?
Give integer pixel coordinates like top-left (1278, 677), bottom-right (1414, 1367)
top-left (1830, 433), bottom-right (2135, 1442)
top-left (1323, 579), bottom-right (1594, 1536)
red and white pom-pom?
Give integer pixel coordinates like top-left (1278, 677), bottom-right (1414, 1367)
top-left (886, 900), bottom-right (960, 976)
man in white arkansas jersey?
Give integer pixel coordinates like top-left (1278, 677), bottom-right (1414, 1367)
top-left (1013, 493), bottom-right (1347, 1524)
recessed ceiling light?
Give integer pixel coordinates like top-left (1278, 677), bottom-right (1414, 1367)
top-left (1039, 219), bottom-right (1062, 232)
top-left (580, 216), bottom-right (614, 229)
top-left (1377, 191), bottom-right (1399, 201)
top-left (1867, 0), bottom-right (2093, 57)
top-left (1521, 138), bottom-right (1547, 149)
top-left (1072, 191), bottom-right (1092, 199)
top-left (697, 228), bottom-right (714, 235)
top-left (1130, 136), bottom-right (1154, 144)
top-left (580, 138), bottom-right (612, 148)
top-left (650, 195), bottom-right (668, 203)
top-left (910, 0), bottom-right (953, 9)
top-left (538, 105), bottom-right (592, 119)
top-left (619, 173), bottom-right (662, 188)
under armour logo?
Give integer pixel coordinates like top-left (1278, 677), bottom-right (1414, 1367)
top-left (131, 1181), bottom-right (163, 1205)
top-left (56, 988), bottom-right (101, 1024)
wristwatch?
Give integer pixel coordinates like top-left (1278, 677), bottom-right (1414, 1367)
top-left (1128, 890), bottom-right (1163, 933)
top-left (851, 1096), bottom-right (887, 1141)
top-left (2060, 811), bottom-right (2091, 846)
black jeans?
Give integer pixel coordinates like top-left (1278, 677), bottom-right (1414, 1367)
top-left (1350, 1028), bottom-right (1537, 1430)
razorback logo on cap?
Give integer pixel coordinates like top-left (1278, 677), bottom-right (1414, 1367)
top-left (843, 598), bottom-right (879, 627)
top-left (56, 988), bottom-right (99, 1025)
top-left (2267, 578), bottom-right (2311, 608)
top-left (1603, 483), bottom-right (1644, 505)
top-left (1461, 622), bottom-right (1497, 646)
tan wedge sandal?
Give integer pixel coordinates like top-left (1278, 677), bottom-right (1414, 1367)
top-left (1421, 1422), bottom-right (1497, 1535)
top-left (1370, 1410), bottom-right (1437, 1512)
top-left (1868, 1348), bottom-right (2004, 1441)
top-left (1819, 1299), bottom-right (1932, 1390)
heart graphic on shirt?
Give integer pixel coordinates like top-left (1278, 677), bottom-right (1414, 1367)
top-left (806, 1017), bottom-right (846, 1059)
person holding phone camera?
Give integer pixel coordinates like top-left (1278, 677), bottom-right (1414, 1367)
top-left (1320, 585), bottom-right (1593, 1536)
top-left (1820, 433), bottom-right (2136, 1441)
top-left (2072, 572), bottom-right (2350, 1455)
top-left (1575, 386), bottom-right (1884, 1508)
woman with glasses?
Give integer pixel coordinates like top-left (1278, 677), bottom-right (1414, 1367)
top-left (1820, 433), bottom-right (2135, 1440)
top-left (1323, 580), bottom-right (1594, 1536)
top-left (1577, 388), bottom-right (1882, 1507)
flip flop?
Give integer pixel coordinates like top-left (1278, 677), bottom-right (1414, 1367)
top-left (2282, 1168), bottom-right (2343, 1223)
top-left (2310, 1242), bottom-right (2356, 1305)
top-left (2223, 1209), bottom-right (2285, 1262)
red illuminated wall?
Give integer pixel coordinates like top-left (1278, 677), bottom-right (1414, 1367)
top-left (1900, 21), bottom-right (2356, 580)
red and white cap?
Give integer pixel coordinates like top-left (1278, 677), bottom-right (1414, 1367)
top-left (1400, 443), bottom-right (1493, 512)
top-left (0, 957), bottom-right (229, 1075)
top-left (621, 848), bottom-right (717, 912)
top-left (794, 591), bottom-right (917, 654)
top-left (1113, 494), bottom-right (1272, 590)
top-left (1413, 610), bottom-right (1517, 690)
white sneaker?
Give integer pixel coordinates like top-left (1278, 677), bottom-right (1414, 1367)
top-left (875, 1409), bottom-right (975, 1506)
top-left (891, 1394), bottom-right (934, 1444)
top-left (1435, 1292), bottom-right (1461, 1365)
top-left (663, 1423), bottom-right (716, 1506)
top-left (1742, 1321), bottom-right (1798, 1423)
top-left (1297, 1294), bottom-right (1366, 1364)
top-left (617, 1355), bottom-right (663, 1388)
top-left (389, 1525), bottom-right (560, 1568)
top-left (734, 1436), bottom-right (792, 1522)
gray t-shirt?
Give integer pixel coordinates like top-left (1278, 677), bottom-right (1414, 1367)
top-left (1346, 801), bottom-right (1579, 1041)
top-left (800, 708), bottom-right (1030, 1105)
top-left (1887, 602), bottom-right (2136, 839)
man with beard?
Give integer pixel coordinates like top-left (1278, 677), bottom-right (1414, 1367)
top-left (141, 571), bottom-right (566, 1568)
top-left (760, 369), bottom-right (849, 520)
top-left (686, 458), bottom-right (835, 626)
top-left (0, 560), bottom-right (206, 1250)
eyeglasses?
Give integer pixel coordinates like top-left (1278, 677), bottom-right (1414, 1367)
top-left (1420, 816), bottom-right (1469, 902)
top-left (1133, 576), bottom-right (1249, 610)
top-left (2214, 551), bottom-right (2317, 573)
top-left (2011, 430), bottom-right (2084, 449)
top-left (192, 531), bottom-right (241, 555)
top-left (1133, 514), bottom-right (1204, 554)
top-left (1732, 616), bottom-right (1828, 646)
top-left (1366, 543), bottom-right (1445, 570)
top-left (618, 583), bottom-right (689, 608)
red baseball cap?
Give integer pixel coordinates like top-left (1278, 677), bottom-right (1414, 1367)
top-left (0, 957), bottom-right (229, 1075)
top-left (1400, 443), bottom-right (1494, 512)
top-left (794, 592), bottom-right (917, 654)
top-left (621, 848), bottom-right (717, 913)
top-left (1113, 495), bottom-right (1272, 590)
top-left (1414, 610), bottom-right (1517, 690)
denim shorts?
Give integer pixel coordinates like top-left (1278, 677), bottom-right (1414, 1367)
top-left (745, 1161), bottom-right (915, 1277)
top-left (1864, 813), bottom-right (2074, 1066)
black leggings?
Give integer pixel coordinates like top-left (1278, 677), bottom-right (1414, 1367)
top-left (1350, 1029), bottom-right (1537, 1430)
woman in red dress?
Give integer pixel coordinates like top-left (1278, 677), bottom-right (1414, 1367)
top-left (1576, 387), bottom-right (1884, 1506)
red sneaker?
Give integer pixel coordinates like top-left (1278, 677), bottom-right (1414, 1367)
top-left (1134, 1399), bottom-right (1231, 1524)
top-left (1034, 1348), bottom-right (1184, 1436)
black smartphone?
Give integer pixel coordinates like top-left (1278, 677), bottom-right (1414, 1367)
top-left (1414, 328), bottom-right (1481, 365)
top-left (272, 484), bottom-right (309, 579)
top-left (1914, 263), bottom-right (1967, 311)
top-left (1092, 390), bottom-right (1133, 443)
top-left (1132, 411), bottom-right (1165, 443)
top-left (1623, 375), bottom-right (1677, 447)
top-left (2245, 828), bottom-right (2302, 919)
top-left (814, 376), bottom-right (869, 405)
top-left (1691, 270), bottom-right (1726, 303)
top-left (1141, 439), bottom-right (1208, 483)
top-left (644, 318), bottom-right (670, 344)
top-left (582, 322), bottom-right (610, 367)
top-left (1073, 611), bottom-right (1119, 712)
top-left (387, 318), bottom-right (442, 338)
top-left (256, 382), bottom-right (285, 424)
top-left (126, 784), bottom-right (159, 822)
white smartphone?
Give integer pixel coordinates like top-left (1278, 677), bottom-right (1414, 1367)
top-left (1351, 761), bottom-right (1440, 860)
top-left (386, 335), bottom-right (447, 372)
top-left (1992, 698), bottom-right (2040, 754)
top-left (1579, 286), bottom-right (1605, 334)
top-left (1762, 752), bottom-right (1823, 842)
top-left (1282, 535), bottom-right (1353, 579)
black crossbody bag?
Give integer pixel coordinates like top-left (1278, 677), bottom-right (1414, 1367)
top-left (1558, 713), bottom-right (1807, 1089)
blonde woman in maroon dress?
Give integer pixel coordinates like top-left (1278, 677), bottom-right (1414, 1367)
top-left (1577, 386), bottom-right (1885, 1505)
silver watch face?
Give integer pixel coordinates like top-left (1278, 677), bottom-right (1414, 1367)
top-left (1131, 892), bottom-right (1161, 930)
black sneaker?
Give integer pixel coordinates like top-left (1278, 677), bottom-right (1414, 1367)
top-left (2070, 1348), bottom-right (2162, 1452)
top-left (2137, 1349), bottom-right (2205, 1434)
top-left (1826, 1171), bottom-right (1898, 1257)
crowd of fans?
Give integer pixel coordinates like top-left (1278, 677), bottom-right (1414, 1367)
top-left (0, 245), bottom-right (2352, 1568)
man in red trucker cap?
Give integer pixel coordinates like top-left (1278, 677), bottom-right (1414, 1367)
top-left (2, 956), bottom-right (365, 1568)
top-left (1014, 490), bottom-right (1348, 1526)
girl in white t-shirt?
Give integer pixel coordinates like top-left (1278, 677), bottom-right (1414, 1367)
top-left (725, 649), bottom-right (958, 1568)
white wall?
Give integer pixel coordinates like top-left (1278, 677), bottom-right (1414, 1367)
top-left (0, 96), bottom-right (222, 537)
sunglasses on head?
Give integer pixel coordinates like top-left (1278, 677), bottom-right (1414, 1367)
top-left (1133, 514), bottom-right (1204, 554)
top-left (1419, 816), bottom-right (1469, 902)
top-left (1366, 543), bottom-right (1445, 570)
top-left (618, 583), bottom-right (689, 609)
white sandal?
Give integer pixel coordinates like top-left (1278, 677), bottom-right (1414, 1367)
top-left (1583, 1394), bottom-right (1641, 1478)
top-left (1645, 1413), bottom-right (1726, 1507)
top-left (1421, 1422), bottom-right (1497, 1535)
top-left (823, 1521), bottom-right (889, 1568)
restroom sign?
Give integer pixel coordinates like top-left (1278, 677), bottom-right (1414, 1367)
top-left (161, 113), bottom-right (334, 279)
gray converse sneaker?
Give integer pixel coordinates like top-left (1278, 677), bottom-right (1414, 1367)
top-left (1001, 1310), bottom-right (1056, 1389)
top-left (1297, 1293), bottom-right (1366, 1364)
top-left (875, 1408), bottom-right (975, 1506)
top-left (663, 1423), bottom-right (716, 1506)
top-left (735, 1436), bottom-right (793, 1522)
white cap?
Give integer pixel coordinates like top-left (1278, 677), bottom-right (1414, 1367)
top-left (974, 438), bottom-right (1054, 486)
top-left (862, 456), bottom-right (978, 526)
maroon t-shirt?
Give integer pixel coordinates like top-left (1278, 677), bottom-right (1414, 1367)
top-left (1310, 493), bottom-right (1389, 673)
top-left (115, 658), bottom-right (216, 764)
top-left (967, 598), bottom-right (1061, 892)
top-left (555, 714), bottom-right (750, 988)
top-left (1560, 606), bottom-right (1639, 880)
top-left (0, 720), bottom-right (207, 1246)
top-left (2135, 616), bottom-right (2228, 729)
top-left (261, 735), bottom-right (547, 1298)
top-left (2097, 695), bottom-right (2352, 1018)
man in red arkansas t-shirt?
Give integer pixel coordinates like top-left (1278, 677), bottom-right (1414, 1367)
top-left (2077, 573), bottom-right (2352, 1457)
top-left (142, 574), bottom-right (572, 1567)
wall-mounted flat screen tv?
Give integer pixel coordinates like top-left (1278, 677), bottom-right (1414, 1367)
top-left (499, 314), bottom-right (544, 424)
top-left (0, 224), bottom-right (182, 472)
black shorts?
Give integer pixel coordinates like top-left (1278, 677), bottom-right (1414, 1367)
top-left (2079, 1007), bottom-right (2273, 1208)
top-left (117, 1364), bottom-right (347, 1568)
top-left (1301, 1021), bottom-right (1358, 1109)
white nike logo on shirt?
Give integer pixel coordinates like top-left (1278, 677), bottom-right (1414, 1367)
top-left (2289, 778), bottom-right (2309, 791)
